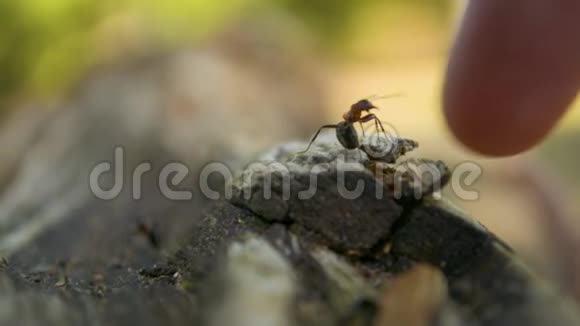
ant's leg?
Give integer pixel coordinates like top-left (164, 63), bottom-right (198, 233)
top-left (374, 117), bottom-right (388, 137)
top-left (359, 122), bottom-right (366, 137)
top-left (373, 119), bottom-right (380, 136)
top-left (298, 124), bottom-right (338, 154)
top-left (360, 114), bottom-right (387, 137)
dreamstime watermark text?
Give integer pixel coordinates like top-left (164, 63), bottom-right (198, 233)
top-left (89, 146), bottom-right (483, 202)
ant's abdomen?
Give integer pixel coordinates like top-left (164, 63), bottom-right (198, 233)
top-left (336, 121), bottom-right (359, 149)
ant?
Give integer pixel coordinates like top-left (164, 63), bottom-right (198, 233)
top-left (136, 220), bottom-right (160, 249)
top-left (299, 95), bottom-right (399, 153)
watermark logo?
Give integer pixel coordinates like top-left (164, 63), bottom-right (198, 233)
top-left (88, 144), bottom-right (483, 202)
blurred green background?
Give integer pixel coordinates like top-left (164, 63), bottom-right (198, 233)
top-left (0, 0), bottom-right (453, 106)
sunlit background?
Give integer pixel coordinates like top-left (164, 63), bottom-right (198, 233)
top-left (2, 0), bottom-right (580, 302)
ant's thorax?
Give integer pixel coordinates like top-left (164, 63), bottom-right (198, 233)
top-left (342, 109), bottom-right (362, 123)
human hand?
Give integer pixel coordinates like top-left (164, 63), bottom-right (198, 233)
top-left (443, 0), bottom-right (580, 156)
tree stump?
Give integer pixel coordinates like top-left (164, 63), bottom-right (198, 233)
top-left (2, 138), bottom-right (578, 326)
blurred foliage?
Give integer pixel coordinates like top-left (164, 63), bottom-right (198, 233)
top-left (0, 1), bottom-right (102, 100)
top-left (0, 0), bottom-right (453, 108)
top-left (279, 0), bottom-right (452, 44)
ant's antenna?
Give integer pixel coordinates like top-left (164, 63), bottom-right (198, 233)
top-left (367, 92), bottom-right (404, 101)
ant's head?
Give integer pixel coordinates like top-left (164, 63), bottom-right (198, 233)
top-left (351, 99), bottom-right (377, 113)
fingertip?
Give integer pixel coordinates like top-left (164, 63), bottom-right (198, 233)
top-left (443, 0), bottom-right (580, 156)
top-left (443, 65), bottom-right (576, 157)
top-left (443, 63), bottom-right (577, 156)
top-left (443, 98), bottom-right (560, 157)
